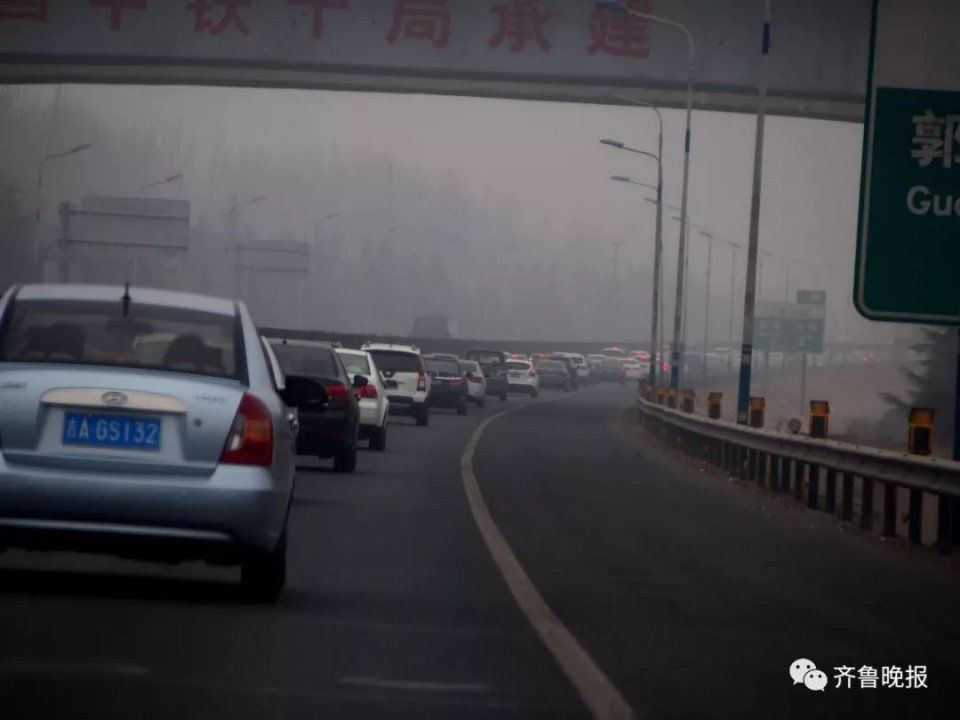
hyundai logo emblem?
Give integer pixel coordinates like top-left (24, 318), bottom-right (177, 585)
top-left (101, 391), bottom-right (129, 406)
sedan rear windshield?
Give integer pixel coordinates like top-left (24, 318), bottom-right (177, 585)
top-left (505, 361), bottom-right (531, 370)
top-left (368, 350), bottom-right (421, 373)
top-left (0, 299), bottom-right (239, 379)
top-left (538, 360), bottom-right (564, 370)
top-left (270, 343), bottom-right (339, 378)
top-left (426, 359), bottom-right (460, 376)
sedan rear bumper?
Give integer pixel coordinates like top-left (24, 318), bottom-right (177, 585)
top-left (0, 456), bottom-right (291, 561)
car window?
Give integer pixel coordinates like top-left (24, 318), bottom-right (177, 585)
top-left (460, 360), bottom-right (480, 373)
top-left (539, 360), bottom-right (563, 370)
top-left (369, 350), bottom-right (421, 373)
top-left (505, 361), bottom-right (530, 370)
top-left (0, 299), bottom-right (238, 379)
top-left (425, 358), bottom-right (460, 375)
top-left (338, 351), bottom-right (371, 376)
top-left (269, 342), bottom-right (338, 377)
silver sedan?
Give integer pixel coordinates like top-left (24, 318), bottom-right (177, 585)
top-left (0, 283), bottom-right (325, 601)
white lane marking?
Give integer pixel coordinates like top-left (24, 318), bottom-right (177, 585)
top-left (338, 676), bottom-right (491, 693)
top-left (460, 395), bottom-right (639, 720)
top-left (0, 659), bottom-right (152, 677)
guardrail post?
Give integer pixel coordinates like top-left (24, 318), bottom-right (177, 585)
top-left (756, 451), bottom-right (767, 487)
top-left (807, 464), bottom-right (820, 509)
top-left (937, 495), bottom-right (954, 554)
top-left (825, 468), bottom-right (837, 513)
top-left (883, 482), bottom-right (897, 537)
top-left (861, 478), bottom-right (874, 531)
top-left (769, 453), bottom-right (780, 489)
top-left (841, 472), bottom-right (854, 521)
top-left (908, 489), bottom-right (922, 544)
top-left (780, 456), bottom-right (792, 493)
top-left (794, 462), bottom-right (805, 502)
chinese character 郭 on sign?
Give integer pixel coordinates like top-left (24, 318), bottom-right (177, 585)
top-left (911, 110), bottom-right (960, 168)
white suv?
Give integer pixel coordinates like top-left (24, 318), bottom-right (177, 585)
top-left (362, 343), bottom-right (430, 426)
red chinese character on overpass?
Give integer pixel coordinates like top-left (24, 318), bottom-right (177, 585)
top-left (489, 0), bottom-right (551, 52)
top-left (289, 0), bottom-right (349, 40)
top-left (0, 0), bottom-right (47, 21)
top-left (588, 0), bottom-right (650, 58)
top-left (386, 0), bottom-right (450, 49)
top-left (90, 0), bottom-right (146, 31)
top-left (186, 0), bottom-right (251, 36)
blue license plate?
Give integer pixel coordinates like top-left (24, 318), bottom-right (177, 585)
top-left (63, 412), bottom-right (162, 451)
top-left (431, 378), bottom-right (442, 386)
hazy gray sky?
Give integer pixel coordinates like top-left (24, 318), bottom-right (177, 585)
top-left (3, 83), bottom-right (897, 343)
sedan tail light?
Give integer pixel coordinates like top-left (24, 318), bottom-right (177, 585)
top-left (221, 393), bottom-right (274, 466)
top-left (529, 369), bottom-right (537, 377)
top-left (449, 377), bottom-right (465, 387)
top-left (358, 383), bottom-right (378, 400)
top-left (417, 372), bottom-right (427, 392)
top-left (326, 383), bottom-right (352, 405)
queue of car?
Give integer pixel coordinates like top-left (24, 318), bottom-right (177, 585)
top-left (0, 283), bottom-right (649, 604)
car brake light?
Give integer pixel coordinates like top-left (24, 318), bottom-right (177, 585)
top-left (560, 371), bottom-right (568, 377)
top-left (450, 377), bottom-right (464, 387)
top-left (417, 372), bottom-right (427, 392)
top-left (529, 369), bottom-right (537, 377)
top-left (326, 383), bottom-right (351, 405)
top-left (220, 393), bottom-right (273, 466)
top-left (358, 383), bottom-right (378, 400)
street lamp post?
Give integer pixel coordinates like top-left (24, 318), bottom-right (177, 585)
top-left (699, 231), bottom-right (714, 377)
top-left (736, 0), bottom-right (773, 424)
top-left (138, 173), bottom-right (183, 193)
top-left (36, 142), bottom-right (92, 222)
top-left (614, 96), bottom-right (665, 387)
top-left (607, 137), bottom-right (663, 386)
top-left (597, 0), bottom-right (695, 391)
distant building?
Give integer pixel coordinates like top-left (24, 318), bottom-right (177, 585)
top-left (411, 314), bottom-right (459, 339)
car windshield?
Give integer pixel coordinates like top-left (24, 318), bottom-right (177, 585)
top-left (338, 351), bottom-right (370, 376)
top-left (459, 360), bottom-right (480, 373)
top-left (425, 358), bottom-right (459, 376)
top-left (269, 342), bottom-right (338, 377)
top-left (505, 361), bottom-right (530, 370)
top-left (369, 350), bottom-right (420, 373)
top-left (538, 360), bottom-right (563, 370)
top-left (467, 351), bottom-right (503, 365)
top-left (0, 299), bottom-right (238, 379)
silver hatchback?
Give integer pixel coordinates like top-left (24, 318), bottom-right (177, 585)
top-left (0, 284), bottom-right (325, 601)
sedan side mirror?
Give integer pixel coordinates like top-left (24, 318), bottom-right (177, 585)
top-left (352, 373), bottom-right (369, 389)
top-left (280, 374), bottom-right (329, 410)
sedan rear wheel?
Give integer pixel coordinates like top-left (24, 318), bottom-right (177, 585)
top-left (415, 405), bottom-right (430, 426)
top-left (369, 421), bottom-right (387, 451)
top-left (333, 442), bottom-right (358, 472)
top-left (241, 530), bottom-right (286, 603)
top-left (457, 398), bottom-right (468, 416)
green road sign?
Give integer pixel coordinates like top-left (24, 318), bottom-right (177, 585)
top-left (755, 301), bottom-right (825, 354)
top-left (855, 0), bottom-right (960, 324)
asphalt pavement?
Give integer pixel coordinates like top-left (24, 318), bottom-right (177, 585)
top-left (1, 384), bottom-right (958, 719)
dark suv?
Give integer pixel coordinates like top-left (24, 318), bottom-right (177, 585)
top-left (465, 349), bottom-right (508, 401)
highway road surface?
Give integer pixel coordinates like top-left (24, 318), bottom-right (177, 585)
top-left (1, 384), bottom-right (958, 719)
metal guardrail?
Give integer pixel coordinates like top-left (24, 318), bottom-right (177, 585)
top-left (636, 397), bottom-right (960, 554)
